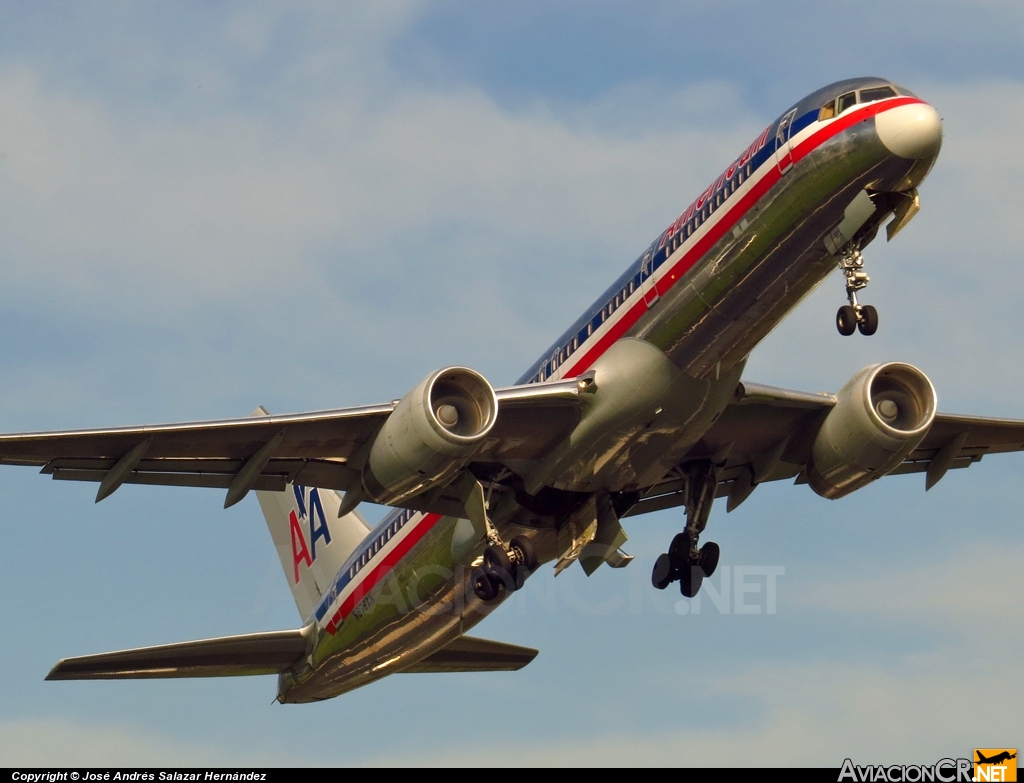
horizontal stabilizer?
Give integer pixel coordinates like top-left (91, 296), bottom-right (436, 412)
top-left (402, 635), bottom-right (538, 674)
top-left (46, 627), bottom-right (311, 680)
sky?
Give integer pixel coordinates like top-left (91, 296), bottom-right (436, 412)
top-left (0, 0), bottom-right (1022, 767)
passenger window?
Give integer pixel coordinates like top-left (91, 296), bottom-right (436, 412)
top-left (859, 86), bottom-right (896, 103)
top-left (837, 91), bottom-right (857, 114)
top-left (819, 100), bottom-right (836, 120)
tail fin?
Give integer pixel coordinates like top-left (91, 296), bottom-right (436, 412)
top-left (251, 408), bottom-right (372, 620)
top-left (257, 482), bottom-right (372, 620)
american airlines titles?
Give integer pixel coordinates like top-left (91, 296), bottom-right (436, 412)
top-left (657, 123), bottom-right (772, 252)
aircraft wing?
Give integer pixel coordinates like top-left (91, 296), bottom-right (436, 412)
top-left (0, 380), bottom-right (583, 505)
top-left (626, 381), bottom-right (1024, 517)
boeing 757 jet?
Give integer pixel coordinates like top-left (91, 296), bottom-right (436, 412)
top-left (4, 77), bottom-right (1023, 702)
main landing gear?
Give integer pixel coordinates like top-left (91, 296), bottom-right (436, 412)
top-left (835, 248), bottom-right (878, 337)
top-left (472, 536), bottom-right (538, 603)
top-left (651, 461), bottom-right (721, 598)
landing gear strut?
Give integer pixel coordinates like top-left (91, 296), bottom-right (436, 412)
top-left (651, 461), bottom-right (721, 598)
top-left (835, 248), bottom-right (878, 336)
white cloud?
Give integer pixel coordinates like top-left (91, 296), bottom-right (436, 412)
top-left (0, 66), bottom-right (760, 308)
top-left (0, 718), bottom-right (299, 766)
top-left (364, 659), bottom-right (1019, 766)
top-left (795, 542), bottom-right (1024, 639)
top-left (0, 53), bottom-right (768, 420)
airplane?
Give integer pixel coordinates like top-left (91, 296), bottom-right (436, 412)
top-left (976, 752), bottom-right (1017, 766)
top-left (5, 75), bottom-right (1024, 703)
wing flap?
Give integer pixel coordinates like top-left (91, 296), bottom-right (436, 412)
top-left (41, 457), bottom-right (358, 492)
top-left (401, 635), bottom-right (538, 673)
top-left (46, 628), bottom-right (311, 680)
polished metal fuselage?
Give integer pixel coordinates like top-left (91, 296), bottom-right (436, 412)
top-left (280, 78), bottom-right (939, 702)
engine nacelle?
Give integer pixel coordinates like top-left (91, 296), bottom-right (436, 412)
top-left (807, 362), bottom-right (936, 499)
top-left (362, 366), bottom-right (497, 504)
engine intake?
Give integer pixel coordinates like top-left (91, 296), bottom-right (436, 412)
top-left (363, 367), bottom-right (497, 504)
top-left (808, 362), bottom-right (936, 499)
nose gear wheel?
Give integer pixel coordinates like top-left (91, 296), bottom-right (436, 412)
top-left (835, 248), bottom-right (879, 336)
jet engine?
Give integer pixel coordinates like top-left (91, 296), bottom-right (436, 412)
top-left (807, 362), bottom-right (936, 499)
top-left (362, 366), bottom-right (498, 504)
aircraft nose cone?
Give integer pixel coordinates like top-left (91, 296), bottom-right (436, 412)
top-left (875, 102), bottom-right (942, 160)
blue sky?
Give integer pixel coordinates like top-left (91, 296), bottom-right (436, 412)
top-left (0, 0), bottom-right (1022, 766)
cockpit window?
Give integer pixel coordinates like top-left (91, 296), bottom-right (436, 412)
top-left (837, 91), bottom-right (858, 114)
top-left (859, 85), bottom-right (897, 103)
top-left (819, 100), bottom-right (836, 121)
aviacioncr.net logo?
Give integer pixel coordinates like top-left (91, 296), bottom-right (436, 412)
top-left (838, 758), bottom-right (973, 782)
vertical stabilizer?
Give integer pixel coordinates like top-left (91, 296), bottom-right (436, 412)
top-left (251, 407), bottom-right (372, 620)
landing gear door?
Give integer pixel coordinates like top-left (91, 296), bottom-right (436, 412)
top-left (775, 108), bottom-right (797, 174)
top-left (641, 248), bottom-right (659, 307)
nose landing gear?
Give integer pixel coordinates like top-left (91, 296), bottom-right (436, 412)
top-left (651, 461), bottom-right (721, 598)
top-left (835, 249), bottom-right (878, 336)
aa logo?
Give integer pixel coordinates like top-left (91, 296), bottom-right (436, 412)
top-left (974, 749), bottom-right (1017, 782)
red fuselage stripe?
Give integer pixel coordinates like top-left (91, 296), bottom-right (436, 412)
top-left (562, 97), bottom-right (922, 379)
top-left (328, 512), bottom-right (443, 630)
